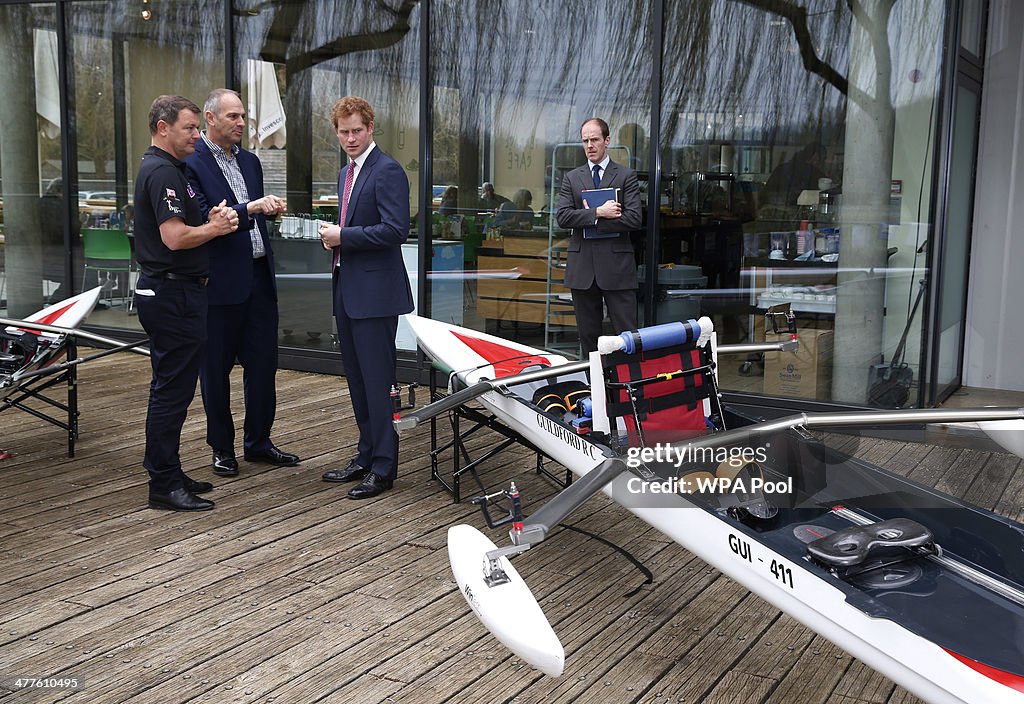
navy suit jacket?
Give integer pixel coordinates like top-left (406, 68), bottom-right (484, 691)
top-left (335, 146), bottom-right (414, 319)
top-left (185, 139), bottom-right (277, 306)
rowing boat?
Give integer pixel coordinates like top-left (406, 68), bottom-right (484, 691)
top-left (1, 288), bottom-right (150, 455)
top-left (1, 287), bottom-right (103, 399)
top-left (402, 314), bottom-right (1024, 704)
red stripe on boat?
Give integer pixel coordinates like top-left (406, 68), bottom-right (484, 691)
top-left (36, 301), bottom-right (77, 326)
top-left (944, 648), bottom-right (1024, 693)
top-left (452, 331), bottom-right (551, 378)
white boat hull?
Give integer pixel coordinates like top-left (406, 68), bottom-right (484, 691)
top-left (6, 287), bottom-right (102, 342)
top-left (979, 419), bottom-right (1024, 458)
top-left (405, 315), bottom-right (1024, 704)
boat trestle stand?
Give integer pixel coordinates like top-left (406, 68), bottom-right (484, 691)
top-left (430, 398), bottom-right (570, 503)
top-left (0, 336), bottom-right (80, 457)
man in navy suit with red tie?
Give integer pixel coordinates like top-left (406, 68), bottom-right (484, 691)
top-left (556, 117), bottom-right (643, 356)
top-left (185, 89), bottom-right (299, 478)
top-left (318, 96), bottom-right (413, 499)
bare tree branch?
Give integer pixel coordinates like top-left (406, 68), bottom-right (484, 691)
top-left (731, 0), bottom-right (849, 97)
top-left (282, 0), bottom-right (419, 74)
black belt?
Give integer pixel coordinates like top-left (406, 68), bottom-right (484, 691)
top-left (161, 272), bottom-right (209, 286)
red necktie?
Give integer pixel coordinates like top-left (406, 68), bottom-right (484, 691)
top-left (334, 161), bottom-right (356, 268)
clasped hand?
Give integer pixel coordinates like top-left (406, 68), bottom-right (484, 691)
top-left (208, 199), bottom-right (239, 234)
top-left (595, 200), bottom-right (622, 219)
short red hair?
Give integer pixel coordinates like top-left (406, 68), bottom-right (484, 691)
top-left (330, 96), bottom-right (374, 129)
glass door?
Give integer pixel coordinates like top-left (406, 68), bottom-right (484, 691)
top-left (928, 74), bottom-right (982, 404)
top-left (925, 0), bottom-right (987, 406)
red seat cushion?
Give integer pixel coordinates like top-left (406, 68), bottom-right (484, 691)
top-left (609, 347), bottom-right (708, 446)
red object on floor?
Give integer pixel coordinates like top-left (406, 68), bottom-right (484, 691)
top-left (0, 449), bottom-right (10, 460)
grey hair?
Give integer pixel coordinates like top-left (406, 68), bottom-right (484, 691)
top-left (203, 88), bottom-right (242, 118)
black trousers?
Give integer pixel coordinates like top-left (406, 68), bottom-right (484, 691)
top-left (571, 284), bottom-right (638, 356)
top-left (201, 258), bottom-right (279, 455)
top-left (135, 274), bottom-right (207, 493)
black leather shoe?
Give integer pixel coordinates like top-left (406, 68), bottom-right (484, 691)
top-left (212, 449), bottom-right (239, 477)
top-left (182, 474), bottom-right (214, 494)
top-left (347, 473), bottom-right (393, 499)
top-left (322, 459), bottom-right (368, 483)
top-left (149, 487), bottom-right (215, 511)
top-left (244, 445), bottom-right (300, 467)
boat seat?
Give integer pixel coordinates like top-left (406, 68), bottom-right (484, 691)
top-left (807, 518), bottom-right (934, 568)
top-left (532, 380), bottom-right (590, 417)
top-left (600, 319), bottom-right (718, 447)
top-left (0, 330), bottom-right (40, 372)
top-left (715, 457), bottom-right (779, 520)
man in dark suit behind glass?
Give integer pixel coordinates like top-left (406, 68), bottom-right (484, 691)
top-left (556, 117), bottom-right (643, 356)
top-left (318, 96), bottom-right (414, 499)
top-left (185, 88), bottom-right (299, 478)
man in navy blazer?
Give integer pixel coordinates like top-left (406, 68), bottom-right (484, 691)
top-left (556, 117), bottom-right (642, 356)
top-left (185, 89), bottom-right (299, 478)
top-left (318, 96), bottom-right (413, 499)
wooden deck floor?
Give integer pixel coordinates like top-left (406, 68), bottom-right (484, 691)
top-left (1, 355), bottom-right (1022, 703)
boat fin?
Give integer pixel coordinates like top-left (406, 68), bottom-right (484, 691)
top-left (448, 525), bottom-right (564, 677)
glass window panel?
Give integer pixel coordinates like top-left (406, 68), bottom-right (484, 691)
top-left (430, 0), bottom-right (652, 358)
top-left (960, 0), bottom-right (985, 57)
top-left (56, 0), bottom-right (226, 327)
top-left (233, 0), bottom-right (421, 352)
top-left (0, 4), bottom-right (64, 317)
top-left (935, 83), bottom-right (979, 391)
top-left (660, 0), bottom-right (946, 406)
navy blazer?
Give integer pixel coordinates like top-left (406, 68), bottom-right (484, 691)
top-left (335, 146), bottom-right (414, 319)
top-left (185, 139), bottom-right (277, 306)
top-left (555, 159), bottom-right (642, 291)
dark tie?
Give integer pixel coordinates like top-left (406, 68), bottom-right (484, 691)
top-left (334, 161), bottom-right (356, 268)
top-left (585, 164), bottom-right (603, 239)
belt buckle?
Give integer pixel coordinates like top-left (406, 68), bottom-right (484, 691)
top-left (199, 276), bottom-right (209, 286)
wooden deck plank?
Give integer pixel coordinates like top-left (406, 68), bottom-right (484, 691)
top-left (906, 445), bottom-right (964, 487)
top-left (0, 353), bottom-right (1020, 704)
top-left (962, 451), bottom-right (1019, 510)
top-left (632, 591), bottom-right (777, 703)
top-left (763, 635), bottom-right (853, 704)
top-left (830, 660), bottom-right (899, 703)
top-left (935, 448), bottom-right (1000, 502)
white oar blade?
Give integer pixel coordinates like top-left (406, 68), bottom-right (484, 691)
top-left (447, 524), bottom-right (564, 677)
top-left (978, 419), bottom-right (1024, 458)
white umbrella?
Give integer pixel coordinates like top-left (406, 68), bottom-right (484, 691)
top-left (246, 59), bottom-right (286, 150)
top-left (34, 28), bottom-right (60, 140)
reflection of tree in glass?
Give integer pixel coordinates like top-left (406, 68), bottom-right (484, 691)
top-left (73, 36), bottom-right (115, 189)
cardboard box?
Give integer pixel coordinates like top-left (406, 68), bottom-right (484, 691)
top-left (763, 329), bottom-right (834, 400)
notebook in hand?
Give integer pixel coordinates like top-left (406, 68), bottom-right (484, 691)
top-left (582, 187), bottom-right (620, 239)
